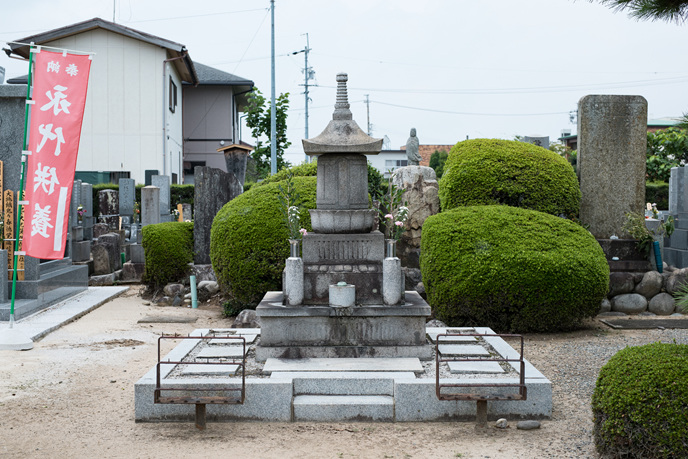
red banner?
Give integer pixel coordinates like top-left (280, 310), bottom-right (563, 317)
top-left (24, 50), bottom-right (91, 259)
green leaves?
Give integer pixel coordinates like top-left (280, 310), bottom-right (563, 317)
top-left (592, 0), bottom-right (688, 24)
top-left (245, 89), bottom-right (292, 179)
top-left (646, 127), bottom-right (688, 182)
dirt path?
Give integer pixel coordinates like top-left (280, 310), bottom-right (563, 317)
top-left (2, 287), bottom-right (684, 459)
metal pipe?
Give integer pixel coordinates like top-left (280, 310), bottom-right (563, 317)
top-left (162, 53), bottom-right (186, 178)
top-left (270, 0), bottom-right (277, 175)
top-left (190, 274), bottom-right (198, 308)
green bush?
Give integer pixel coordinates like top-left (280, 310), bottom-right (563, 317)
top-left (592, 342), bottom-right (688, 458)
top-left (646, 181), bottom-right (669, 210)
top-left (255, 161), bottom-right (386, 200)
top-left (210, 177), bottom-right (317, 306)
top-left (141, 222), bottom-right (194, 288)
top-left (439, 139), bottom-right (581, 217)
top-left (420, 205), bottom-right (609, 332)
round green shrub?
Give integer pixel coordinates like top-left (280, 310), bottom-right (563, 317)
top-left (210, 176), bottom-right (317, 306)
top-left (439, 139), bottom-right (580, 216)
top-left (141, 221), bottom-right (194, 287)
top-left (592, 342), bottom-right (688, 458)
top-left (420, 205), bottom-right (608, 332)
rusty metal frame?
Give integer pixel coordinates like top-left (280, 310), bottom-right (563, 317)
top-left (435, 333), bottom-right (527, 402)
top-left (154, 334), bottom-right (246, 407)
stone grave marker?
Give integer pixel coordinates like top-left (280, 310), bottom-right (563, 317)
top-left (98, 189), bottom-right (119, 230)
top-left (141, 186), bottom-right (160, 227)
top-left (81, 182), bottom-right (94, 240)
top-left (151, 175), bottom-right (171, 222)
top-left (119, 178), bottom-right (135, 221)
top-left (578, 95), bottom-right (647, 239)
top-left (193, 167), bottom-right (242, 264)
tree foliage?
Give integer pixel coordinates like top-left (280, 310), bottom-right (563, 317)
top-left (245, 89), bottom-right (292, 179)
top-left (429, 150), bottom-right (449, 178)
top-left (646, 127), bottom-right (688, 182)
top-left (590, 0), bottom-right (688, 23)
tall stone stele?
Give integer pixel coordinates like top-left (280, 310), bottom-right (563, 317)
top-left (578, 95), bottom-right (647, 239)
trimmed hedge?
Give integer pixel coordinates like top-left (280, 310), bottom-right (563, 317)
top-left (141, 222), bottom-right (194, 287)
top-left (254, 161), bottom-right (386, 200)
top-left (420, 205), bottom-right (609, 333)
top-left (646, 181), bottom-right (669, 210)
top-left (592, 342), bottom-right (688, 458)
top-left (439, 139), bottom-right (581, 217)
top-left (210, 177), bottom-right (317, 306)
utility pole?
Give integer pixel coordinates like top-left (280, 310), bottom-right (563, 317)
top-left (365, 94), bottom-right (371, 136)
top-left (270, 0), bottom-right (277, 175)
top-left (293, 34), bottom-right (313, 163)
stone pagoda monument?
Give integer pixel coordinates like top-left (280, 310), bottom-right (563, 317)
top-left (255, 73), bottom-right (431, 362)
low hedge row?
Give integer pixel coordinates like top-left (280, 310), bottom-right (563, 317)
top-left (141, 222), bottom-right (194, 287)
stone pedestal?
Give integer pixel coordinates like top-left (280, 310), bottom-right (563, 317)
top-left (256, 291), bottom-right (432, 361)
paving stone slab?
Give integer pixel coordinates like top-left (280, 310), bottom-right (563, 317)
top-left (179, 364), bottom-right (240, 376)
top-left (137, 316), bottom-right (197, 324)
top-left (209, 334), bottom-right (257, 345)
top-left (428, 334), bottom-right (478, 344)
top-left (438, 344), bottom-right (490, 356)
top-left (263, 358), bottom-right (424, 374)
top-left (196, 347), bottom-right (246, 359)
top-left (425, 327), bottom-right (474, 335)
top-left (448, 361), bottom-right (505, 374)
top-left (293, 395), bottom-right (394, 422)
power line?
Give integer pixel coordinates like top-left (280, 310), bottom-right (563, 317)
top-left (371, 101), bottom-right (570, 117)
top-left (315, 75), bottom-right (688, 96)
top-left (310, 52), bottom-right (688, 76)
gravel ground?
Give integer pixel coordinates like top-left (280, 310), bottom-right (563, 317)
top-left (2, 288), bottom-right (687, 459)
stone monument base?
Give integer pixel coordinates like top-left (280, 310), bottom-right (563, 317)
top-left (255, 291), bottom-right (432, 362)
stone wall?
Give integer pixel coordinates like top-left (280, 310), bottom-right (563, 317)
top-left (601, 269), bottom-right (685, 316)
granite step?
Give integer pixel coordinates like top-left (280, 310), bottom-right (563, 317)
top-left (272, 372), bottom-right (416, 396)
top-left (292, 395), bottom-right (394, 422)
top-left (262, 358), bottom-right (424, 374)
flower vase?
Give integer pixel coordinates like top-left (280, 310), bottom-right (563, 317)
top-left (289, 239), bottom-right (301, 258)
top-left (385, 239), bottom-right (397, 258)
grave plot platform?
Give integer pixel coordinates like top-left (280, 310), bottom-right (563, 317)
top-left (134, 327), bottom-right (551, 423)
top-left (0, 258), bottom-right (89, 321)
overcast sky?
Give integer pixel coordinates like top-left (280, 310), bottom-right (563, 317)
top-left (2, 0), bottom-right (687, 166)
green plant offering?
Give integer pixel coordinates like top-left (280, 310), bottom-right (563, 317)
top-left (378, 172), bottom-right (409, 241)
top-left (277, 171), bottom-right (305, 240)
top-left (210, 177), bottom-right (317, 307)
top-left (141, 222), bottom-right (194, 288)
top-left (622, 212), bottom-right (674, 256)
top-left (420, 205), bottom-right (609, 333)
top-left (592, 342), bottom-right (688, 459)
top-left (439, 138), bottom-right (580, 217)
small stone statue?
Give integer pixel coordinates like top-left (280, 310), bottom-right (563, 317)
top-left (406, 128), bottom-right (421, 165)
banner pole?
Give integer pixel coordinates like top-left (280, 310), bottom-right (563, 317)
top-left (8, 46), bottom-right (34, 329)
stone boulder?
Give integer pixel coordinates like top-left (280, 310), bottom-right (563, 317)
top-left (163, 283), bottom-right (185, 297)
top-left (190, 264), bottom-right (217, 282)
top-left (391, 166), bottom-right (440, 266)
top-left (91, 244), bottom-right (111, 275)
top-left (648, 293), bottom-right (676, 315)
top-left (611, 293), bottom-right (648, 314)
top-left (608, 272), bottom-right (635, 298)
top-left (666, 268), bottom-right (688, 294)
top-left (634, 271), bottom-right (663, 299)
top-left (426, 319), bottom-right (447, 328)
top-left (600, 298), bottom-right (612, 314)
top-left (232, 309), bottom-right (261, 328)
top-left (198, 280), bottom-right (220, 295)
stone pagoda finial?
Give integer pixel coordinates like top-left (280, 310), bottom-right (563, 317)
top-left (333, 73), bottom-right (352, 121)
top-left (302, 72), bottom-right (383, 155)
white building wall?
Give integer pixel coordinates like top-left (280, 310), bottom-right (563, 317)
top-left (45, 29), bottom-right (171, 184)
top-left (165, 62), bottom-right (183, 183)
top-left (366, 151), bottom-right (409, 178)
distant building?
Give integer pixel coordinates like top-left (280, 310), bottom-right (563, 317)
top-left (558, 117), bottom-right (683, 151)
top-left (400, 144), bottom-right (454, 167)
top-left (366, 150), bottom-right (409, 178)
top-left (7, 17), bottom-right (253, 185)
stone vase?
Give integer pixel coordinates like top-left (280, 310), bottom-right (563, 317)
top-left (386, 239), bottom-right (397, 258)
top-left (289, 239), bottom-right (301, 258)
